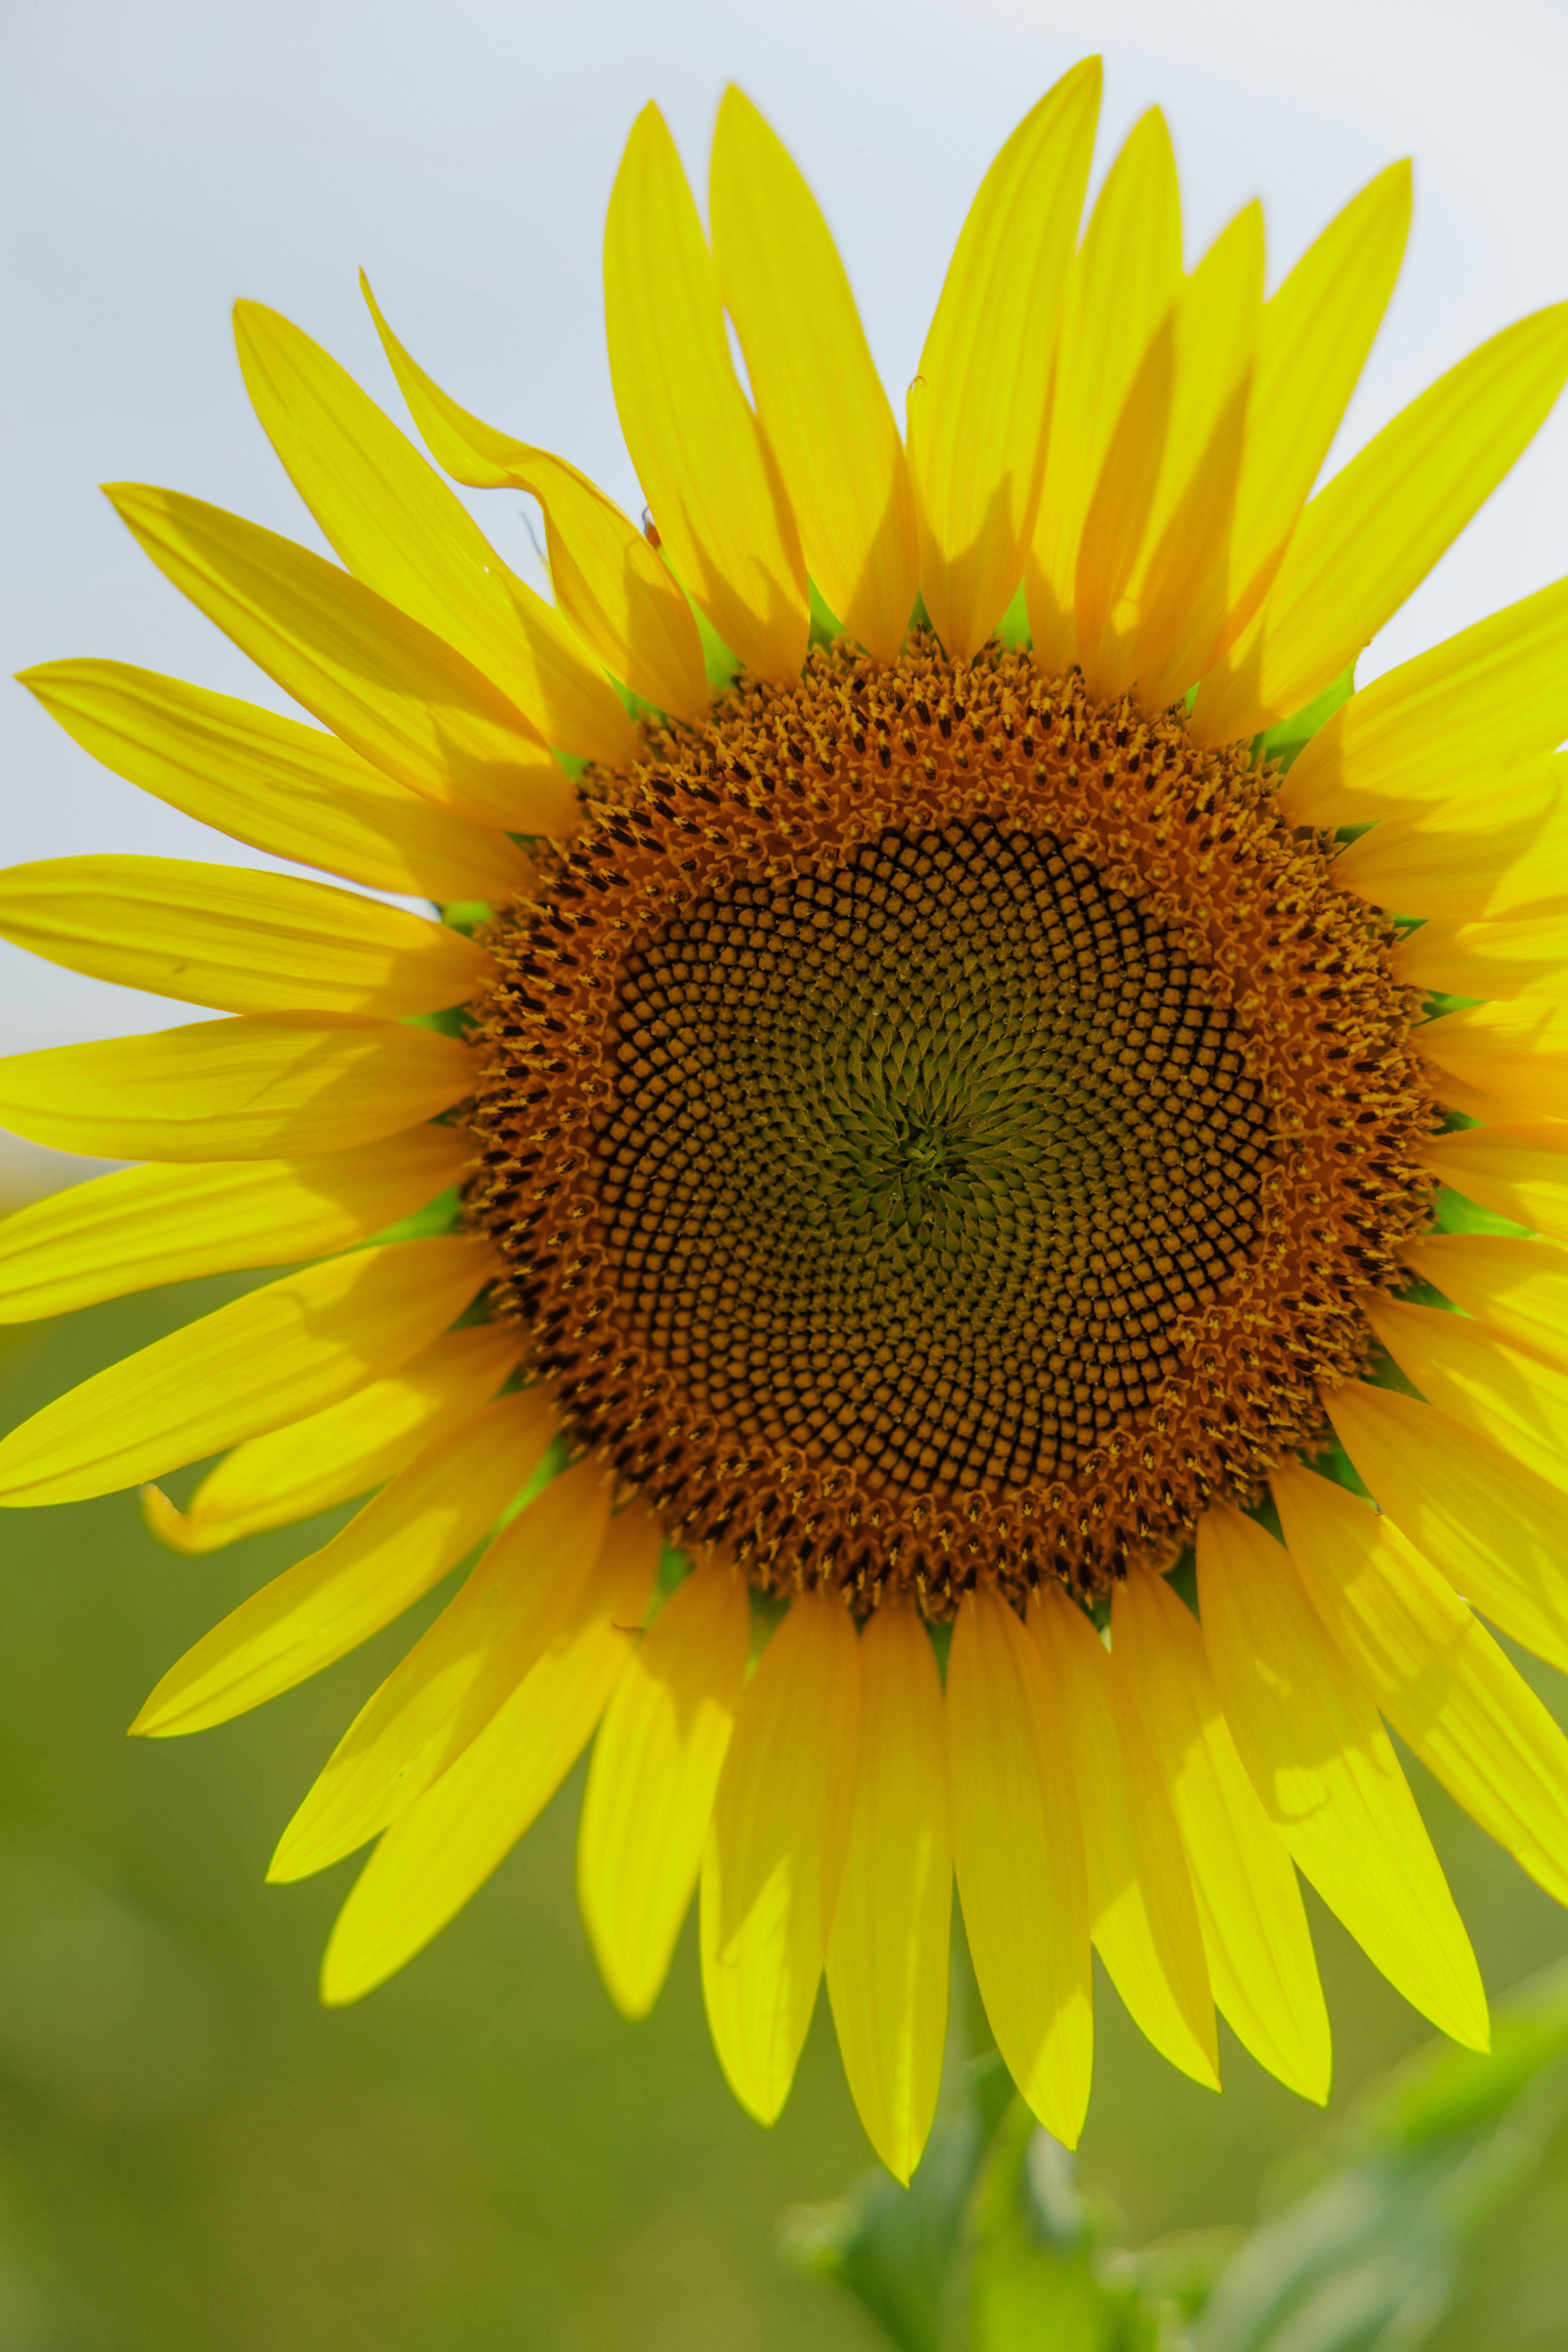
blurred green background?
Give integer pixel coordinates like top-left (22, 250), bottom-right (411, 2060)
top-left (1, 1258), bottom-right (1566, 2349)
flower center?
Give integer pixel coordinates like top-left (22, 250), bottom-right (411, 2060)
top-left (468, 637), bottom-right (1437, 1610)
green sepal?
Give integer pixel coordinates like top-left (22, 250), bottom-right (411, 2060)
top-left (1252, 664), bottom-right (1355, 776)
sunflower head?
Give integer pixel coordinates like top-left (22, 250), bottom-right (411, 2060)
top-left (6, 54), bottom-right (1568, 2191)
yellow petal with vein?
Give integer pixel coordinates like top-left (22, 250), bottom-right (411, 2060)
top-left (946, 1588), bottom-right (1092, 2144)
top-left (362, 278), bottom-right (708, 725)
top-left (1029, 1584), bottom-right (1217, 2090)
top-left (1272, 1463), bottom-right (1568, 1907)
top-left (604, 104), bottom-right (807, 684)
top-left (0, 1126), bottom-right (467, 1325)
top-left (235, 301), bottom-right (634, 764)
top-left (579, 1557), bottom-right (751, 2020)
top-left (0, 1235), bottom-right (493, 1507)
top-left (1029, 106), bottom-right (1181, 674)
top-left (700, 1590), bottom-right (861, 2125)
top-left (825, 1603), bottom-right (951, 2183)
top-left (1209, 163), bottom-right (1410, 664)
top-left (145, 1323), bottom-right (519, 1555)
top-left (1370, 1298), bottom-right (1568, 1493)
top-left (1194, 303), bottom-right (1568, 744)
top-left (1197, 1504), bottom-right (1486, 2048)
top-left (1324, 1380), bottom-right (1568, 1672)
top-left (1421, 999), bottom-right (1568, 1123)
top-left (320, 1504), bottom-right (657, 2006)
top-left (1282, 575), bottom-right (1568, 829)
top-left (0, 856), bottom-right (490, 1018)
top-left (1332, 759), bottom-right (1567, 922)
top-left (19, 659), bottom-right (529, 904)
top-left (1113, 1569), bottom-right (1330, 2103)
top-left (1402, 1231), bottom-right (1568, 1371)
top-left (272, 1464), bottom-right (617, 1880)
top-left (104, 483), bottom-right (577, 835)
top-left (911, 60), bottom-right (1100, 659)
top-left (134, 1390), bottom-right (554, 1737)
top-left (1421, 1125), bottom-right (1568, 1247)
top-left (0, 1015), bottom-right (472, 1162)
top-left (1394, 916), bottom-right (1568, 1002)
top-left (710, 88), bottom-right (917, 666)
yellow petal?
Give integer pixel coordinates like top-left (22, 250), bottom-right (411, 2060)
top-left (1323, 1380), bottom-right (1568, 1673)
top-left (133, 1390), bottom-right (555, 1737)
top-left (1029, 1584), bottom-right (1218, 2091)
top-left (911, 60), bottom-right (1101, 659)
top-left (18, 658), bottom-right (530, 905)
top-left (1420, 999), bottom-right (1568, 1123)
top-left (700, 1589), bottom-right (861, 2125)
top-left (104, 483), bottom-right (577, 835)
top-left (604, 104), bottom-right (807, 684)
top-left (0, 1014), bottom-right (472, 1162)
top-left (1196, 1503), bottom-right (1486, 2048)
top-left (0, 1235), bottom-right (493, 1507)
top-left (143, 1323), bottom-right (520, 1554)
top-left (361, 278), bottom-right (708, 726)
top-left (579, 1558), bottom-right (751, 2020)
top-left (945, 1588), bottom-right (1092, 2145)
top-left (1394, 916), bottom-right (1568, 1002)
top-left (1193, 303), bottom-right (1568, 743)
top-left (271, 1464), bottom-right (618, 1880)
top-left (1402, 1231), bottom-right (1568, 1371)
top-left (1112, 1568), bottom-right (1330, 2103)
top-left (1123, 203), bottom-right (1265, 712)
top-left (1272, 1462), bottom-right (1568, 1907)
top-left (1282, 574), bottom-right (1568, 829)
top-left (1332, 759), bottom-right (1568, 922)
top-left (709, 88), bottom-right (918, 666)
top-left (1207, 163), bottom-right (1411, 665)
top-left (319, 1501), bottom-right (657, 2006)
top-left (0, 1126), bottom-right (467, 1324)
top-left (1420, 1124), bottom-right (1568, 1247)
top-left (1028, 106), bottom-right (1182, 673)
top-left (0, 856), bottom-right (491, 1018)
top-left (824, 1602), bottom-right (951, 2184)
top-left (1370, 1297), bottom-right (1568, 1492)
top-left (236, 301), bottom-right (635, 766)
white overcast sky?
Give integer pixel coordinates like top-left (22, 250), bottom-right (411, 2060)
top-left (4, 0), bottom-right (1568, 1098)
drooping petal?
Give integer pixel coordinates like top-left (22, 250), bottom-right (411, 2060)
top-left (946, 1588), bottom-right (1093, 2144)
top-left (1421, 1000), bottom-right (1568, 1123)
top-left (0, 1236), bottom-right (494, 1507)
top-left (578, 1557), bottom-right (751, 2021)
top-left (709, 88), bottom-right (917, 665)
top-left (0, 856), bottom-right (491, 1018)
top-left (270, 1464), bottom-right (621, 1880)
top-left (132, 1390), bottom-right (557, 1737)
top-left (909, 58), bottom-right (1101, 658)
top-left (1394, 916), bottom-right (1568, 1002)
top-left (1112, 1568), bottom-right (1330, 2104)
top-left (825, 1602), bottom-right (952, 2183)
top-left (318, 1503), bottom-right (658, 2006)
top-left (0, 1126), bottom-right (468, 1323)
top-left (700, 1589), bottom-right (861, 2125)
top-left (18, 659), bottom-right (530, 905)
top-left (1029, 1584), bottom-right (1217, 2091)
top-left (1028, 107), bottom-right (1182, 672)
top-left (1193, 303), bottom-right (1568, 744)
top-left (235, 300), bottom-right (636, 765)
top-left (1402, 1231), bottom-right (1568, 1371)
top-left (104, 483), bottom-right (577, 835)
top-left (1420, 1125), bottom-right (1568, 1248)
top-left (604, 103), bottom-right (808, 684)
top-left (1324, 1380), bottom-right (1568, 1673)
top-left (1370, 1298), bottom-right (1568, 1492)
top-left (1282, 575), bottom-right (1568, 829)
top-left (1196, 1504), bottom-right (1487, 2049)
top-left (1272, 1463), bottom-right (1568, 1909)
top-left (142, 1323), bottom-right (520, 1554)
top-left (362, 278), bottom-right (708, 725)
top-left (0, 1016), bottom-right (473, 1162)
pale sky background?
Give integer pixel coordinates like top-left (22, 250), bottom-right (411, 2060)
top-left (4, 0), bottom-right (1568, 1183)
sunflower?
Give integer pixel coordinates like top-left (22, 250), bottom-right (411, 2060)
top-left (5, 55), bottom-right (1568, 2186)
